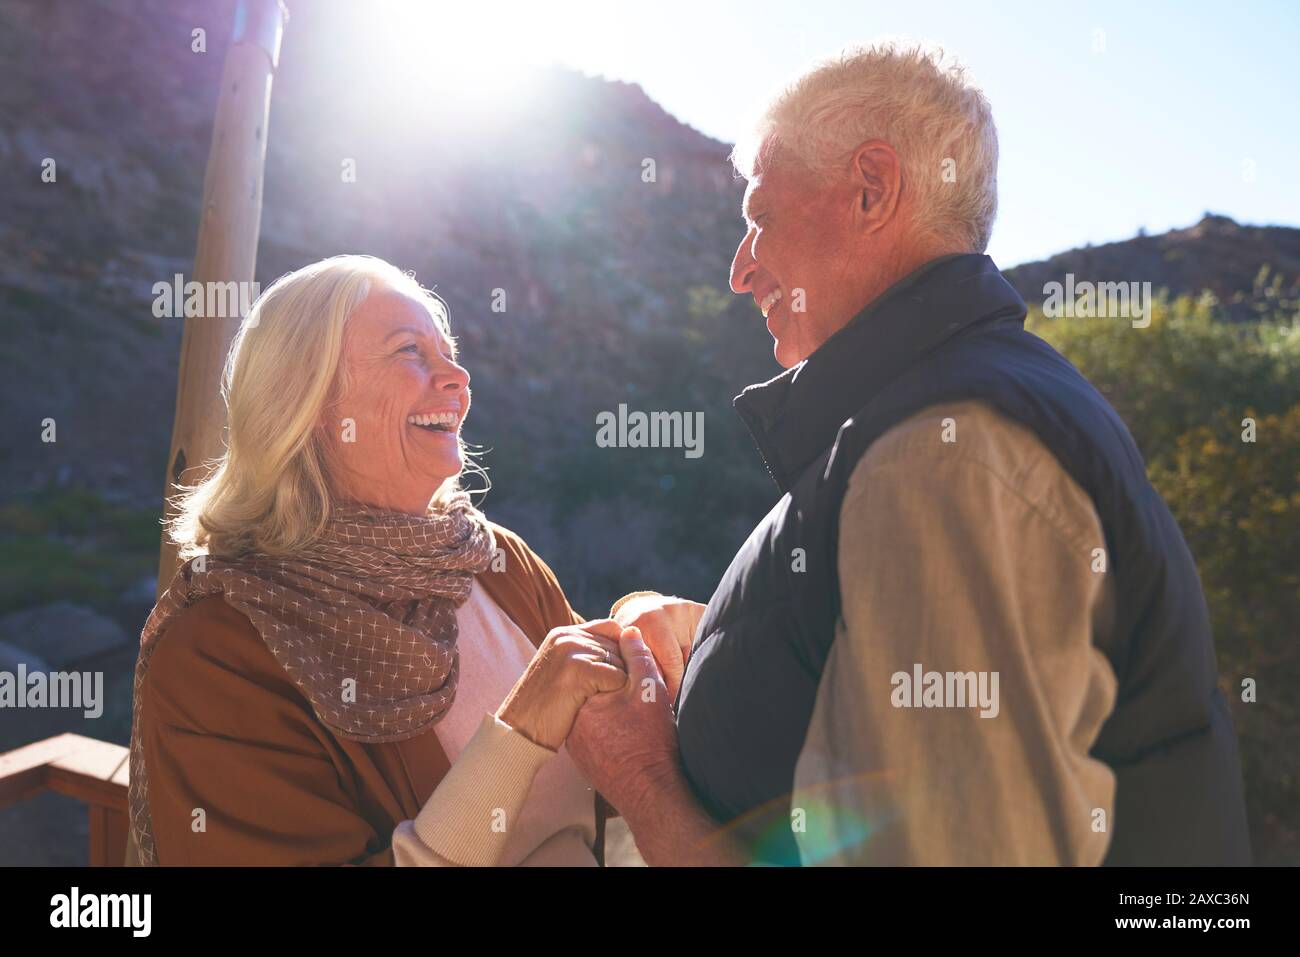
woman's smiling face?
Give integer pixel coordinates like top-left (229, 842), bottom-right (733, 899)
top-left (324, 288), bottom-right (469, 515)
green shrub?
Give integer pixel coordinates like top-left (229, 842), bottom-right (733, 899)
top-left (0, 486), bottom-right (160, 615)
top-left (1032, 293), bottom-right (1300, 863)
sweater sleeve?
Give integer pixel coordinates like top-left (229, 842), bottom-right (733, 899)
top-left (391, 713), bottom-right (558, 866)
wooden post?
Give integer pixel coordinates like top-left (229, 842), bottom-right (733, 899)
top-left (156, 0), bottom-right (288, 596)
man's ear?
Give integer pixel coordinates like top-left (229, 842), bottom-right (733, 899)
top-left (851, 140), bottom-right (902, 235)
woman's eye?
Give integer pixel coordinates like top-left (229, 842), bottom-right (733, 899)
top-left (398, 343), bottom-right (421, 356)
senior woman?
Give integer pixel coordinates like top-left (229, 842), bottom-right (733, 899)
top-left (127, 254), bottom-right (702, 866)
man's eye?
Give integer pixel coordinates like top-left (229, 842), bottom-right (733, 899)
top-left (398, 343), bottom-right (421, 355)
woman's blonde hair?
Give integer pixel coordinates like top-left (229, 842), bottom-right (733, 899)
top-left (168, 254), bottom-right (482, 560)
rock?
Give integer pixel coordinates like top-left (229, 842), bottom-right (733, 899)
top-left (0, 639), bottom-right (51, 675)
top-left (0, 603), bottom-right (130, 669)
top-left (120, 576), bottom-right (159, 605)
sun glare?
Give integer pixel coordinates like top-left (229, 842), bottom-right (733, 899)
top-left (372, 0), bottom-right (566, 112)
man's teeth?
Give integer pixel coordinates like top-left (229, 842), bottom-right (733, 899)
top-left (406, 412), bottom-right (458, 429)
top-left (760, 288), bottom-right (783, 318)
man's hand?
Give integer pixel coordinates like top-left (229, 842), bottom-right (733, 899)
top-left (566, 626), bottom-right (680, 823)
top-left (567, 626), bottom-right (747, 866)
top-left (611, 595), bottom-right (706, 703)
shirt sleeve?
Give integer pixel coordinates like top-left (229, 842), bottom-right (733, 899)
top-left (792, 405), bottom-right (1119, 865)
top-left (391, 713), bottom-right (557, 866)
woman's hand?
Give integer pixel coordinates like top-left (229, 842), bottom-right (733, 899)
top-left (496, 619), bottom-right (630, 751)
top-left (612, 595), bottom-right (706, 703)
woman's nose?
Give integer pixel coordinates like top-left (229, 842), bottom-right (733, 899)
top-left (434, 358), bottom-right (470, 392)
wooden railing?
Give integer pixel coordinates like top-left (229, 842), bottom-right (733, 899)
top-left (0, 733), bottom-right (129, 866)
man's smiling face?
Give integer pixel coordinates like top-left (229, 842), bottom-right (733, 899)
top-left (728, 150), bottom-right (866, 368)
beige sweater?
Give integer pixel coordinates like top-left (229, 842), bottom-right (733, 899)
top-left (392, 583), bottom-right (598, 866)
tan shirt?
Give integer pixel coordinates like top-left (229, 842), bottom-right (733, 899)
top-left (792, 401), bottom-right (1119, 865)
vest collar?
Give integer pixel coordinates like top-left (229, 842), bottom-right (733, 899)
top-left (734, 253), bottom-right (1027, 493)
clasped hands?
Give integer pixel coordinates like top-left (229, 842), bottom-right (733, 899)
top-left (495, 594), bottom-right (705, 819)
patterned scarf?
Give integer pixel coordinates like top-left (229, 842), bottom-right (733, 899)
top-left (128, 492), bottom-right (496, 865)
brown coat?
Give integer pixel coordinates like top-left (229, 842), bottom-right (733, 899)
top-left (132, 523), bottom-right (592, 866)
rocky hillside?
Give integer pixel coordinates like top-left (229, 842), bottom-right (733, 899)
top-left (0, 0), bottom-right (777, 622)
top-left (2, 0), bottom-right (1297, 621)
top-left (1003, 213), bottom-right (1300, 315)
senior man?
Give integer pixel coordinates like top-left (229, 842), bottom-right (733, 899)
top-left (570, 43), bottom-right (1250, 866)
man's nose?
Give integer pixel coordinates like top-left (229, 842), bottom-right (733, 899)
top-left (730, 229), bottom-right (758, 294)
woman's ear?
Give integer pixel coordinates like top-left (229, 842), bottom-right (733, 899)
top-left (851, 140), bottom-right (902, 235)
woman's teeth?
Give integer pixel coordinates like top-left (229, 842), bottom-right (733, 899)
top-left (407, 411), bottom-right (458, 431)
top-left (761, 288), bottom-right (783, 318)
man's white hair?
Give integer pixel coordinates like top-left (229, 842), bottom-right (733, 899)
top-left (732, 41), bottom-right (999, 253)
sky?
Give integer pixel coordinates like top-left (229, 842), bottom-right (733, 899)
top-left (377, 0), bottom-right (1300, 267)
